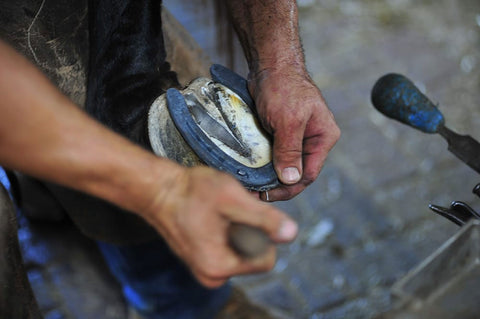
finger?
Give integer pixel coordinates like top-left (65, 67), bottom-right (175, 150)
top-left (270, 135), bottom-right (328, 202)
top-left (303, 135), bottom-right (327, 180)
top-left (248, 190), bottom-right (260, 199)
top-left (272, 120), bottom-right (306, 185)
top-left (260, 183), bottom-right (306, 202)
top-left (265, 112), bottom-right (341, 202)
top-left (260, 140), bottom-right (326, 202)
top-left (195, 275), bottom-right (229, 289)
top-left (302, 115), bottom-right (340, 185)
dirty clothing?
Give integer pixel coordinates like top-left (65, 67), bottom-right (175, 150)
top-left (98, 239), bottom-right (231, 319)
top-left (0, 0), bottom-right (159, 244)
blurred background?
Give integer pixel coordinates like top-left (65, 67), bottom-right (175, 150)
top-left (167, 0), bottom-right (480, 317)
top-left (2, 0), bottom-right (480, 318)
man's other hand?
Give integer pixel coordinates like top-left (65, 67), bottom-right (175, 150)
top-left (249, 67), bottom-right (340, 202)
top-left (140, 166), bottom-right (298, 288)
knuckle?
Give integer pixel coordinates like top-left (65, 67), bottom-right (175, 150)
top-left (284, 185), bottom-right (306, 200)
top-left (331, 124), bottom-right (341, 142)
top-left (275, 147), bottom-right (303, 162)
top-left (302, 174), bottom-right (316, 186)
top-left (270, 187), bottom-right (297, 201)
top-left (198, 267), bottom-right (225, 284)
top-left (272, 110), bottom-right (305, 132)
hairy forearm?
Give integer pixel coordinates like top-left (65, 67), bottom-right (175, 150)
top-left (0, 40), bottom-right (182, 215)
top-left (225, 0), bottom-right (305, 74)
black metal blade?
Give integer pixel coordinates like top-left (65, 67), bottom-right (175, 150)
top-left (450, 201), bottom-right (480, 220)
top-left (438, 125), bottom-right (480, 174)
top-left (429, 204), bottom-right (467, 226)
top-left (184, 94), bottom-right (251, 158)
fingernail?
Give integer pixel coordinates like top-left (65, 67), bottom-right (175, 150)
top-left (281, 167), bottom-right (300, 184)
top-left (277, 219), bottom-right (298, 241)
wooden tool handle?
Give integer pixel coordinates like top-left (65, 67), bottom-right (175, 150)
top-left (228, 223), bottom-right (271, 258)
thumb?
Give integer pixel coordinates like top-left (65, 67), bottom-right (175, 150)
top-left (273, 127), bottom-right (304, 185)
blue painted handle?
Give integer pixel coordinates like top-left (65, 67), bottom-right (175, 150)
top-left (371, 74), bottom-right (444, 133)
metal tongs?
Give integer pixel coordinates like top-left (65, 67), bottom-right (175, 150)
top-left (428, 184), bottom-right (480, 226)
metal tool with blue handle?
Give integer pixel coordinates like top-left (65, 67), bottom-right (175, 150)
top-left (371, 73), bottom-right (480, 175)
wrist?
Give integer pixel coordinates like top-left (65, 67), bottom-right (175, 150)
top-left (132, 157), bottom-right (188, 223)
top-left (248, 43), bottom-right (306, 76)
top-left (247, 60), bottom-right (312, 97)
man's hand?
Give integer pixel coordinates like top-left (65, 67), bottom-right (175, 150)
top-left (249, 67), bottom-right (340, 201)
top-left (226, 0), bottom-right (340, 201)
top-left (140, 166), bottom-right (298, 288)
